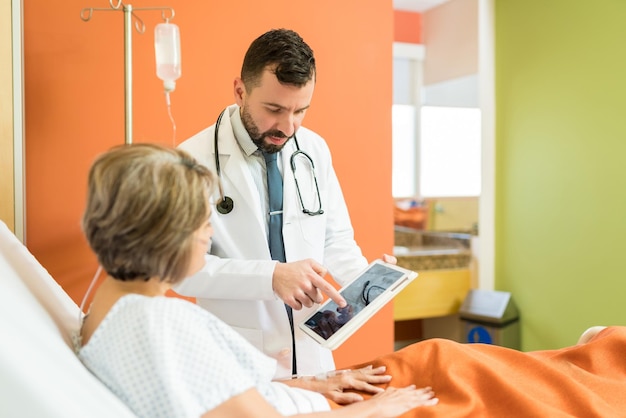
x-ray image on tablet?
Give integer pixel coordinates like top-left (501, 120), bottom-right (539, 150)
top-left (299, 260), bottom-right (418, 350)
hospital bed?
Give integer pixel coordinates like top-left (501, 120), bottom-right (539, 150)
top-left (0, 221), bottom-right (137, 417)
top-left (2, 219), bottom-right (626, 418)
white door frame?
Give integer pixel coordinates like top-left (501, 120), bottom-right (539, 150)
top-left (478, 0), bottom-right (495, 290)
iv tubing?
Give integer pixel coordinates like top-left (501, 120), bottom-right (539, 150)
top-left (165, 91), bottom-right (177, 146)
top-left (79, 265), bottom-right (103, 320)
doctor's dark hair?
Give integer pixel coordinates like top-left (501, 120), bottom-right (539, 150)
top-left (82, 143), bottom-right (214, 284)
top-left (241, 28), bottom-right (316, 90)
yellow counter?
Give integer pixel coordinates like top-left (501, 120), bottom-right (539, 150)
top-left (393, 268), bottom-right (471, 320)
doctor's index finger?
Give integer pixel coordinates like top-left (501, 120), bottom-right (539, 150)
top-left (311, 275), bottom-right (346, 307)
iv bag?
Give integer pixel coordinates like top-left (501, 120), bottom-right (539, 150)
top-left (154, 22), bottom-right (181, 92)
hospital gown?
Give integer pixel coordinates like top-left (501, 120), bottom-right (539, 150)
top-left (77, 294), bottom-right (329, 417)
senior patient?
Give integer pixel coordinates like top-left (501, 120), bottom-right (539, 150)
top-left (77, 143), bottom-right (626, 418)
top-left (76, 143), bottom-right (437, 418)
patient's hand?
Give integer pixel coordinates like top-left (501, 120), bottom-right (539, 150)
top-left (363, 386), bottom-right (438, 417)
top-left (279, 365), bottom-right (391, 404)
top-left (315, 365), bottom-right (392, 405)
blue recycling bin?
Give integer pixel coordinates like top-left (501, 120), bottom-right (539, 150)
top-left (459, 289), bottom-right (520, 350)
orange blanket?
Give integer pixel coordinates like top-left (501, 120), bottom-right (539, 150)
top-left (346, 326), bottom-right (626, 417)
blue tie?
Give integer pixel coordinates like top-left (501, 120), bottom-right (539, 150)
top-left (263, 151), bottom-right (286, 263)
top-left (262, 151), bottom-right (297, 375)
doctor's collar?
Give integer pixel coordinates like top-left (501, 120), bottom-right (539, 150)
top-left (230, 108), bottom-right (258, 157)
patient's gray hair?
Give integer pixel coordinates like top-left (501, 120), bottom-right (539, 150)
top-left (82, 143), bottom-right (214, 283)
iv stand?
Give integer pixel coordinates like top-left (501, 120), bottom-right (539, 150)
top-left (80, 0), bottom-right (175, 144)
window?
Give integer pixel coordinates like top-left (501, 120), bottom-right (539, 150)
top-left (392, 104), bottom-right (481, 198)
top-left (392, 104), bottom-right (416, 197)
top-left (392, 43), bottom-right (481, 198)
top-left (419, 106), bottom-right (481, 197)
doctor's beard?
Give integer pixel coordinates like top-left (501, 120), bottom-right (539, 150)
top-left (241, 104), bottom-right (292, 154)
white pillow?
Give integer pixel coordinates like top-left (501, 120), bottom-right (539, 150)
top-left (0, 221), bottom-right (137, 418)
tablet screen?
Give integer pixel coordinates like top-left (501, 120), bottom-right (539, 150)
top-left (302, 263), bottom-right (407, 341)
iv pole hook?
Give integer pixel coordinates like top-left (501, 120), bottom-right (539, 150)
top-left (80, 2), bottom-right (176, 144)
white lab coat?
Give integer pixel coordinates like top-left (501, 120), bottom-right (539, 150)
top-left (175, 104), bottom-right (368, 378)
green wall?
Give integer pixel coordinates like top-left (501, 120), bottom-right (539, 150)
top-left (496, 0), bottom-right (626, 350)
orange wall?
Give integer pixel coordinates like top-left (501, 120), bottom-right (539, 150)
top-left (24, 1), bottom-right (394, 368)
top-left (394, 10), bottom-right (423, 43)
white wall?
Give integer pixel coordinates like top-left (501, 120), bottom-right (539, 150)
top-left (423, 0), bottom-right (478, 86)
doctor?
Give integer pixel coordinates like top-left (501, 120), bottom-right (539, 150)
top-left (175, 28), bottom-right (394, 379)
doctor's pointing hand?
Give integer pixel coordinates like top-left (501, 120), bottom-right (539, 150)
top-left (273, 254), bottom-right (397, 310)
top-left (273, 259), bottom-right (345, 310)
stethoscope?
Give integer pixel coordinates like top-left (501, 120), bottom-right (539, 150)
top-left (213, 109), bottom-right (324, 216)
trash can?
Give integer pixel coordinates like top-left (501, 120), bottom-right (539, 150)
top-left (459, 289), bottom-right (520, 349)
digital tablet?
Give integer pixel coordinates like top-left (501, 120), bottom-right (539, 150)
top-left (299, 260), bottom-right (418, 350)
